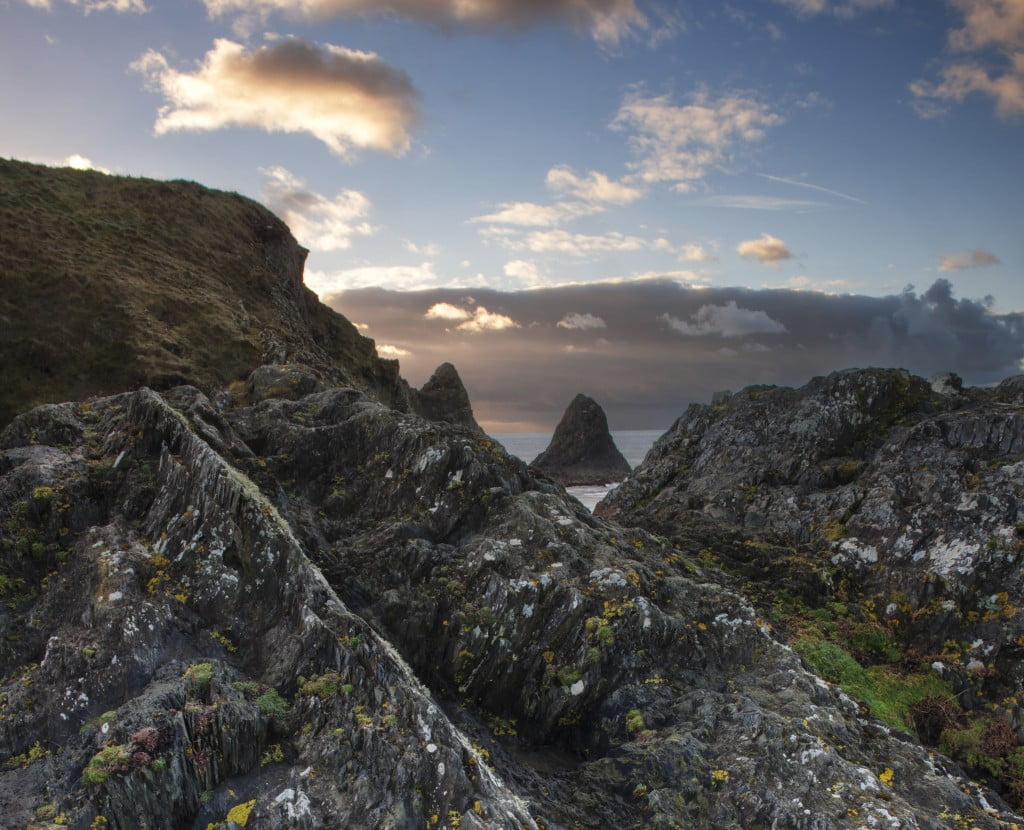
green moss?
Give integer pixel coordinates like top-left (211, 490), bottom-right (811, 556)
top-left (183, 661), bottom-right (213, 687)
top-left (256, 689), bottom-right (290, 718)
top-left (298, 672), bottom-right (341, 700)
top-left (626, 709), bottom-right (646, 734)
top-left (82, 744), bottom-right (129, 787)
top-left (795, 639), bottom-right (953, 733)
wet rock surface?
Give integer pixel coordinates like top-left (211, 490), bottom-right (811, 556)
top-left (2, 374), bottom-right (1021, 829)
top-left (531, 394), bottom-right (631, 486)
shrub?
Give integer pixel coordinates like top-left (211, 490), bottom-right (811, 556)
top-left (256, 689), bottom-right (289, 719)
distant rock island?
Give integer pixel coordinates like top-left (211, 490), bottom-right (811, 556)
top-left (530, 393), bottom-right (631, 485)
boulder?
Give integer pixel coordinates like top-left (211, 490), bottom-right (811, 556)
top-left (530, 393), bottom-right (631, 485)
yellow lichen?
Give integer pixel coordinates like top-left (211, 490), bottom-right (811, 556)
top-left (225, 799), bottom-right (256, 826)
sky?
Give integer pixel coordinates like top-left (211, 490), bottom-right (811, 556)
top-left (2, 0), bottom-right (1023, 430)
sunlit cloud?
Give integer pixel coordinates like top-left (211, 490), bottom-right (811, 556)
top-left (516, 229), bottom-right (650, 255)
top-left (426, 302), bottom-right (472, 321)
top-left (545, 165), bottom-right (644, 205)
top-left (60, 153), bottom-right (110, 173)
top-left (403, 239), bottom-right (440, 256)
top-left (471, 200), bottom-right (598, 227)
top-left (911, 0), bottom-right (1024, 119)
top-left (557, 312), bottom-right (607, 330)
top-left (612, 90), bottom-right (782, 191)
top-left (661, 300), bottom-right (787, 337)
top-left (261, 165), bottom-right (374, 251)
top-left (503, 259), bottom-right (546, 288)
top-left (678, 243), bottom-right (716, 263)
top-left (737, 232), bottom-right (792, 267)
top-left (376, 343), bottom-right (411, 358)
top-left (201, 0), bottom-right (648, 45)
top-left (456, 307), bottom-right (521, 333)
top-left (306, 262), bottom-right (441, 295)
top-left (132, 37), bottom-right (419, 157)
top-left (938, 248), bottom-right (1001, 272)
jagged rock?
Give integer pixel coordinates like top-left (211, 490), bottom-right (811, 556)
top-left (929, 371), bottom-right (963, 395)
top-left (248, 364), bottom-right (324, 403)
top-left (413, 362), bottom-right (482, 433)
top-left (3, 379), bottom-right (1020, 828)
top-left (599, 367), bottom-right (1024, 800)
top-left (997, 375), bottom-right (1024, 404)
top-left (530, 394), bottom-right (631, 486)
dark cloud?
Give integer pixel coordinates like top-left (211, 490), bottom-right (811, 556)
top-left (326, 278), bottom-right (1024, 431)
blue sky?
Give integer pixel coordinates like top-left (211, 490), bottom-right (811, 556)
top-left (3, 0), bottom-right (1023, 428)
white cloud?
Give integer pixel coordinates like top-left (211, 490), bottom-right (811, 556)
top-left (545, 165), bottom-right (644, 205)
top-left (426, 302), bottom-right (472, 321)
top-left (678, 243), bottom-right (716, 263)
top-left (376, 343), bottom-right (411, 358)
top-left (202, 0), bottom-right (648, 45)
top-left (787, 275), bottom-right (852, 292)
top-left (306, 262), bottom-right (440, 295)
top-left (612, 90), bottom-right (782, 191)
top-left (504, 259), bottom-right (547, 288)
top-left (456, 307), bottom-right (521, 333)
top-left (23, 0), bottom-right (147, 11)
top-left (61, 153), bottom-right (110, 173)
top-left (517, 229), bottom-right (650, 256)
top-left (261, 166), bottom-right (374, 252)
top-left (661, 301), bottom-right (787, 337)
top-left (938, 248), bottom-right (1001, 271)
top-left (911, 0), bottom-right (1024, 119)
top-left (557, 312), bottom-right (607, 330)
top-left (132, 37), bottom-right (418, 158)
top-left (705, 194), bottom-right (825, 211)
top-left (471, 200), bottom-right (598, 227)
top-left (737, 233), bottom-right (793, 267)
top-left (403, 239), bottom-right (440, 256)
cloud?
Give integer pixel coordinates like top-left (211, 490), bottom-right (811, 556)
top-left (60, 153), bottom-right (110, 173)
top-left (261, 166), bottom-right (374, 251)
top-left (757, 173), bottom-right (867, 204)
top-left (705, 195), bottom-right (825, 211)
top-left (938, 248), bottom-right (1001, 271)
top-left (328, 279), bottom-right (1024, 430)
top-left (403, 240), bottom-right (440, 256)
top-left (678, 243), bottom-right (716, 263)
top-left (911, 0), bottom-right (1024, 119)
top-left (661, 301), bottom-right (787, 337)
top-left (612, 90), bottom-right (782, 191)
top-left (23, 0), bottom-right (147, 11)
top-left (557, 312), bottom-right (607, 330)
top-left (202, 0), bottom-right (648, 45)
top-left (737, 233), bottom-right (793, 266)
top-left (426, 302), bottom-right (472, 321)
top-left (471, 200), bottom-right (598, 227)
top-left (503, 259), bottom-right (546, 288)
top-left (306, 262), bottom-right (441, 295)
top-left (132, 37), bottom-right (418, 158)
top-left (545, 166), bottom-right (644, 205)
top-left (456, 307), bottom-right (521, 333)
top-left (514, 229), bottom-right (650, 256)
top-left (775, 0), bottom-right (892, 17)
top-left (376, 343), bottom-right (411, 358)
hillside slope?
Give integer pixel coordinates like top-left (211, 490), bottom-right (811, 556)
top-left (0, 158), bottom-right (408, 427)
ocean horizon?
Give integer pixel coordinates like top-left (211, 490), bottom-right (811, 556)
top-left (490, 429), bottom-right (664, 511)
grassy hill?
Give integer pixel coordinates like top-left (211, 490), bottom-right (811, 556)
top-left (0, 158), bottom-right (403, 427)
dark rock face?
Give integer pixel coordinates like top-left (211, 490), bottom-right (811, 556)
top-left (412, 362), bottom-right (483, 433)
top-left (2, 378), bottom-right (1018, 828)
top-left (599, 367), bottom-right (1024, 802)
top-left (530, 394), bottom-right (631, 486)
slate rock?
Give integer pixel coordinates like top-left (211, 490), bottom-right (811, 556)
top-left (531, 394), bottom-right (631, 486)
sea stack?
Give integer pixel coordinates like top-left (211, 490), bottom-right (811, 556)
top-left (414, 361), bottom-right (483, 433)
top-left (531, 393), bottom-right (631, 486)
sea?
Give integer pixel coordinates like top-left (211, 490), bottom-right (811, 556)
top-left (489, 430), bottom-right (665, 512)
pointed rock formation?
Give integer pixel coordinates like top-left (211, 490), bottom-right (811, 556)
top-left (531, 393), bottom-right (631, 485)
top-left (414, 362), bottom-right (483, 432)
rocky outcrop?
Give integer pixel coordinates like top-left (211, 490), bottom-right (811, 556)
top-left (412, 362), bottom-right (483, 433)
top-left (599, 367), bottom-right (1024, 803)
top-left (0, 158), bottom-right (413, 428)
top-left (530, 394), bottom-right (631, 486)
top-left (2, 377), bottom-right (1019, 828)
